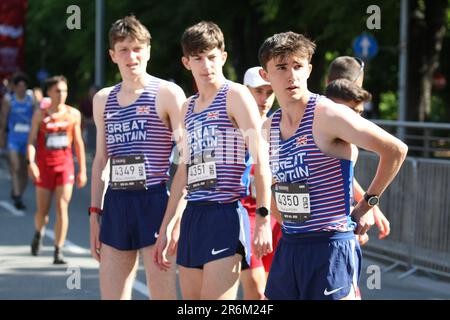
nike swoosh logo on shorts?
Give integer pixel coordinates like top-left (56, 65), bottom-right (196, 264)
top-left (154, 232), bottom-right (159, 238)
top-left (323, 287), bottom-right (344, 296)
top-left (211, 248), bottom-right (229, 255)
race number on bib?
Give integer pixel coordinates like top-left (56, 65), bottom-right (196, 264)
top-left (13, 123), bottom-right (30, 133)
top-left (272, 182), bottom-right (311, 223)
top-left (110, 155), bottom-right (146, 190)
top-left (187, 153), bottom-right (217, 192)
top-left (46, 132), bottom-right (69, 149)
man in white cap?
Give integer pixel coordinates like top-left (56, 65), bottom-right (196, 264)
top-left (240, 66), bottom-right (280, 299)
top-left (243, 67), bottom-right (276, 121)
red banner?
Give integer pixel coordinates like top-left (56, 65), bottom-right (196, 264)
top-left (0, 0), bottom-right (27, 80)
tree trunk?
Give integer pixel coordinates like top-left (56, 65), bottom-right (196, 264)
top-left (407, 0), bottom-right (447, 122)
top-left (406, 0), bottom-right (447, 156)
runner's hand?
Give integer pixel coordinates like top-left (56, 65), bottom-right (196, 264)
top-left (351, 200), bottom-right (375, 236)
top-left (89, 214), bottom-right (101, 262)
top-left (373, 206), bottom-right (390, 239)
top-left (167, 217), bottom-right (180, 257)
top-left (153, 227), bottom-right (171, 271)
top-left (76, 171), bottom-right (87, 188)
top-left (28, 163), bottom-right (41, 183)
top-left (356, 233), bottom-right (369, 246)
top-left (253, 215), bottom-right (273, 260)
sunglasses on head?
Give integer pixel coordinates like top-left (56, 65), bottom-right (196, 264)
top-left (353, 57), bottom-right (365, 83)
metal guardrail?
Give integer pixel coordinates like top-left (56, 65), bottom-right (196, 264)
top-left (355, 151), bottom-right (450, 278)
top-left (371, 120), bottom-right (450, 158)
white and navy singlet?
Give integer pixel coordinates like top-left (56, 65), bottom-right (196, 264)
top-left (184, 80), bottom-right (251, 203)
top-left (269, 93), bottom-right (356, 234)
top-left (104, 76), bottom-right (173, 187)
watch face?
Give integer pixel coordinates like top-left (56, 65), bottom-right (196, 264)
top-left (368, 197), bottom-right (379, 206)
top-left (257, 207), bottom-right (269, 217)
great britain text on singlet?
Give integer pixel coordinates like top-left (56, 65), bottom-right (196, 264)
top-left (106, 120), bottom-right (147, 144)
top-left (271, 151), bottom-right (309, 182)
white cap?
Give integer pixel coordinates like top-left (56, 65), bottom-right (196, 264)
top-left (243, 67), bottom-right (270, 88)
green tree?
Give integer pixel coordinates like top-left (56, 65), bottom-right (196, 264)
top-left (24, 0), bottom-right (449, 124)
top-left (407, 0), bottom-right (449, 122)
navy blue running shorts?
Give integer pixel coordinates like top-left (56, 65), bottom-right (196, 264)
top-left (177, 200), bottom-right (251, 269)
top-left (265, 231), bottom-right (362, 300)
top-left (99, 183), bottom-right (168, 250)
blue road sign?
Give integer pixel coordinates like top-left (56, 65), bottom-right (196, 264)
top-left (36, 69), bottom-right (49, 82)
top-left (353, 33), bottom-right (378, 60)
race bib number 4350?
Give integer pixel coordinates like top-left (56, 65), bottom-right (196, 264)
top-left (272, 182), bottom-right (311, 223)
top-left (110, 155), bottom-right (146, 190)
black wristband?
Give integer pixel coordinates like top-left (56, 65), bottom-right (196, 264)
top-left (256, 207), bottom-right (270, 217)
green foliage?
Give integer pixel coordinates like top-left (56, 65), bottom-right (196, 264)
top-left (429, 94), bottom-right (448, 122)
top-left (23, 0), bottom-right (449, 120)
top-left (26, 0), bottom-right (96, 104)
top-left (379, 91), bottom-right (398, 120)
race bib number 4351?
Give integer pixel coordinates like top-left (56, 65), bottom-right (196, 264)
top-left (110, 155), bottom-right (146, 190)
top-left (187, 161), bottom-right (217, 191)
top-left (272, 182), bottom-right (311, 223)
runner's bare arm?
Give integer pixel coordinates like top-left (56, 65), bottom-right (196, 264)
top-left (228, 84), bottom-right (273, 258)
top-left (228, 84), bottom-right (272, 209)
top-left (316, 100), bottom-right (407, 234)
top-left (71, 108), bottom-right (87, 188)
top-left (26, 109), bottom-right (43, 181)
top-left (90, 88), bottom-right (111, 209)
top-left (317, 101), bottom-right (407, 199)
top-left (156, 82), bottom-right (188, 227)
top-left (89, 87), bottom-right (112, 261)
top-left (156, 81), bottom-right (187, 134)
top-left (154, 99), bottom-right (190, 270)
top-left (31, 94), bottom-right (39, 111)
top-left (156, 81), bottom-right (187, 245)
top-left (26, 109), bottom-right (44, 161)
top-left (0, 96), bottom-right (10, 147)
top-left (262, 117), bottom-right (283, 225)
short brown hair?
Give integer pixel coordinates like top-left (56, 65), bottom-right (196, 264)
top-left (258, 32), bottom-right (316, 69)
top-left (45, 75), bottom-right (67, 93)
top-left (109, 15), bottom-right (151, 49)
top-left (327, 56), bottom-right (363, 83)
top-left (181, 21), bottom-right (225, 57)
top-left (325, 79), bottom-right (372, 104)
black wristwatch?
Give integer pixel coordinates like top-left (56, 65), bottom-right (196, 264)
top-left (363, 193), bottom-right (379, 207)
top-left (256, 207), bottom-right (270, 217)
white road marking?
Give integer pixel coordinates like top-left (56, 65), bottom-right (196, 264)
top-left (44, 230), bottom-right (150, 298)
top-left (45, 230), bottom-right (90, 254)
top-left (0, 200), bottom-right (25, 217)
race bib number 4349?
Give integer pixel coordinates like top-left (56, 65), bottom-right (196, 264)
top-left (110, 155), bottom-right (146, 190)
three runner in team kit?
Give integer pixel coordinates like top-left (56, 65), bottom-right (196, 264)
top-left (13, 15), bottom-right (406, 300)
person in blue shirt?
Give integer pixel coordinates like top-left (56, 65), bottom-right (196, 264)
top-left (0, 73), bottom-right (37, 210)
